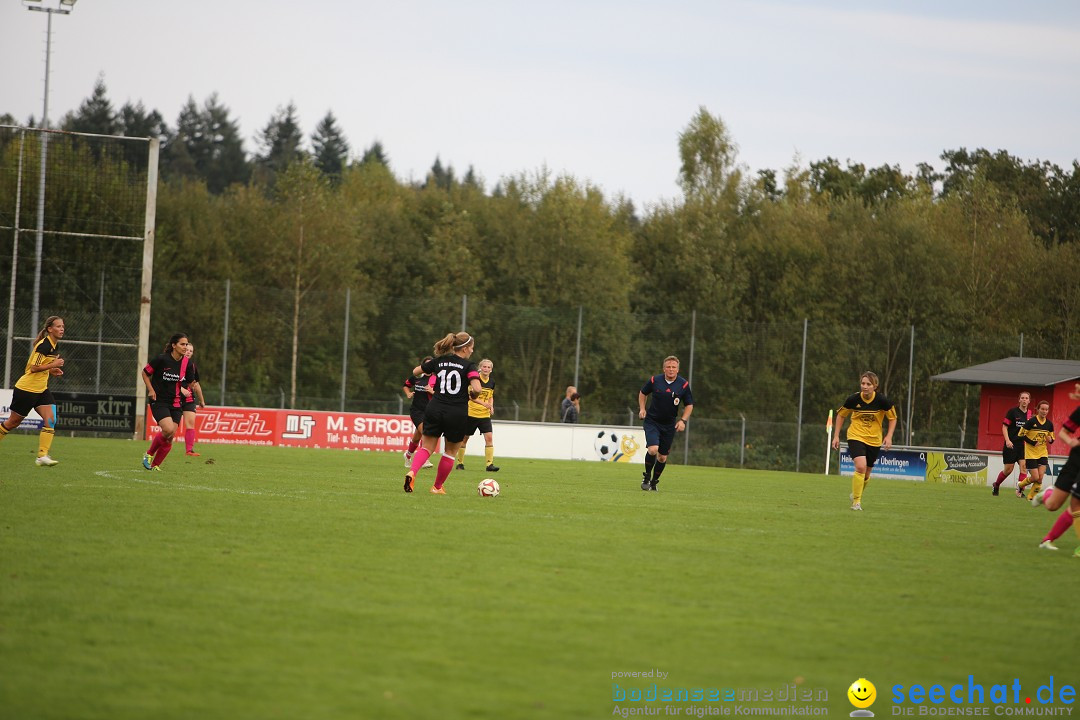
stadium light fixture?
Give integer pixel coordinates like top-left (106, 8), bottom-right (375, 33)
top-left (23, 0), bottom-right (77, 334)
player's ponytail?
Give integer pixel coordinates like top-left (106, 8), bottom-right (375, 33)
top-left (35, 316), bottom-right (63, 345)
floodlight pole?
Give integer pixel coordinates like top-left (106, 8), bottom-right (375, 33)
top-left (25, 0), bottom-right (76, 336)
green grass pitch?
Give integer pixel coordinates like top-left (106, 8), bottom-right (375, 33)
top-left (1, 435), bottom-right (1076, 719)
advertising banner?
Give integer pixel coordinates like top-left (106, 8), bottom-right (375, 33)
top-left (926, 452), bottom-right (989, 485)
top-left (53, 392), bottom-right (136, 434)
top-left (146, 406), bottom-right (414, 452)
top-left (839, 447), bottom-right (927, 481)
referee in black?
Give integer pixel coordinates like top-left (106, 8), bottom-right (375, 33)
top-left (638, 355), bottom-right (694, 491)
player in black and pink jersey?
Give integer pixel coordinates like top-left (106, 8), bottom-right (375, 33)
top-left (179, 343), bottom-right (207, 456)
top-left (1031, 388), bottom-right (1080, 554)
top-left (403, 332), bottom-right (482, 495)
top-left (403, 356), bottom-right (436, 469)
top-left (140, 333), bottom-right (192, 471)
top-left (992, 391), bottom-right (1031, 495)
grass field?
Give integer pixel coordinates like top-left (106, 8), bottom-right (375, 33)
top-left (1, 434), bottom-right (1077, 720)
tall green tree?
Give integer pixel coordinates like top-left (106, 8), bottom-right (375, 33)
top-left (60, 76), bottom-right (119, 136)
top-left (310, 111), bottom-right (349, 182)
top-left (255, 102), bottom-right (306, 186)
top-left (162, 94), bottom-right (249, 193)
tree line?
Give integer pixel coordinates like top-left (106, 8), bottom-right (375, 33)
top-left (3, 81), bottom-right (1080, 458)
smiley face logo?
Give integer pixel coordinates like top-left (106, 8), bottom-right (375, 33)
top-left (848, 678), bottom-right (877, 713)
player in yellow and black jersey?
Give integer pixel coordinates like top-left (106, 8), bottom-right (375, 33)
top-left (456, 358), bottom-right (499, 472)
top-left (0, 315), bottom-right (65, 466)
top-left (1017, 400), bottom-right (1054, 500)
top-left (832, 371), bottom-right (897, 511)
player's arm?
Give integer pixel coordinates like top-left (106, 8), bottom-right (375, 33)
top-left (638, 391), bottom-right (649, 420)
top-left (193, 381), bottom-right (207, 407)
top-left (832, 408), bottom-right (850, 449)
top-left (141, 368), bottom-right (157, 402)
top-left (1058, 425), bottom-right (1080, 450)
top-left (468, 378), bottom-right (483, 399)
top-left (1002, 418), bottom-right (1013, 448)
top-left (676, 404), bottom-right (693, 432)
top-left (1021, 421), bottom-right (1037, 445)
top-left (403, 382), bottom-right (414, 400)
top-left (30, 353), bottom-right (63, 373)
top-left (882, 414), bottom-right (897, 451)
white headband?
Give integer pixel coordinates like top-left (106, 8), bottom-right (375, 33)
top-left (454, 335), bottom-right (474, 349)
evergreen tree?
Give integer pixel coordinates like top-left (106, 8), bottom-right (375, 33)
top-left (162, 94), bottom-right (249, 193)
top-left (360, 141), bottom-right (389, 168)
top-left (310, 111), bottom-right (349, 182)
top-left (61, 76), bottom-right (119, 136)
top-left (255, 102), bottom-right (305, 185)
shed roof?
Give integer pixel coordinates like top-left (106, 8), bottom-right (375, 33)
top-left (930, 357), bottom-right (1080, 387)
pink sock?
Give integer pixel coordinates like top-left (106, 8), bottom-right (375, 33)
top-left (993, 471), bottom-right (1006, 489)
top-left (147, 434), bottom-right (162, 455)
top-left (434, 454), bottom-right (455, 489)
top-left (152, 439), bottom-right (172, 468)
top-left (1046, 510), bottom-right (1074, 542)
top-left (407, 439), bottom-right (419, 454)
top-left (1018, 473), bottom-right (1028, 484)
top-left (409, 448), bottom-right (432, 475)
top-left (185, 428), bottom-right (196, 453)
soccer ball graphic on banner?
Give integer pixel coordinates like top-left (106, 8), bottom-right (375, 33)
top-left (477, 478), bottom-right (500, 497)
top-left (595, 430), bottom-right (622, 461)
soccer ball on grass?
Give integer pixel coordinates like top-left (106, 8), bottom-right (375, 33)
top-left (478, 478), bottom-right (500, 497)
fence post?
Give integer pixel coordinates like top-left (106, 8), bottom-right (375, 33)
top-left (134, 137), bottom-right (159, 441)
top-left (513, 401), bottom-right (520, 421)
top-left (574, 305), bottom-right (582, 388)
top-left (340, 287), bottom-right (350, 412)
top-left (461, 294), bottom-right (468, 331)
top-left (796, 318), bottom-right (807, 471)
top-left (684, 309), bottom-right (696, 465)
top-left (95, 269), bottom-right (104, 392)
top-left (220, 278), bottom-right (230, 405)
top-left (3, 130), bottom-right (26, 389)
top-left (906, 325), bottom-right (915, 445)
top-left (740, 414), bottom-right (747, 469)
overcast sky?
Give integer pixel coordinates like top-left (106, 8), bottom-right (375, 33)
top-left (2, 0), bottom-right (1079, 207)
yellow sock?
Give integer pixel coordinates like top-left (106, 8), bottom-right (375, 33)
top-left (0, 424), bottom-right (9, 442)
top-left (1072, 510), bottom-right (1080, 540)
top-left (485, 446), bottom-right (494, 466)
top-left (1018, 478), bottom-right (1028, 490)
top-left (456, 448), bottom-right (466, 464)
top-left (852, 472), bottom-right (865, 504)
top-left (38, 427), bottom-right (55, 458)
top-left (1027, 483), bottom-right (1041, 501)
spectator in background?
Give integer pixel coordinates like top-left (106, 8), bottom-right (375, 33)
top-left (561, 386), bottom-right (580, 423)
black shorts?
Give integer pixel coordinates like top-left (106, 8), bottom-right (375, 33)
top-left (465, 416), bottom-right (493, 436)
top-left (181, 401), bottom-right (197, 413)
top-left (150, 403), bottom-right (184, 425)
top-left (10, 387), bottom-right (55, 417)
top-left (847, 439), bottom-right (881, 469)
top-left (1025, 457), bottom-right (1049, 471)
top-left (643, 418), bottom-right (676, 456)
top-left (1002, 443), bottom-right (1024, 465)
top-left (1056, 451), bottom-right (1080, 494)
top-left (422, 402), bottom-right (469, 444)
top-left (409, 404), bottom-right (428, 429)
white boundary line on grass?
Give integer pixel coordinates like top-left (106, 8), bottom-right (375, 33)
top-left (92, 469), bottom-right (308, 499)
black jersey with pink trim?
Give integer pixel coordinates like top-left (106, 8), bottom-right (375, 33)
top-left (404, 373), bottom-right (435, 412)
top-left (144, 353), bottom-right (189, 408)
top-left (641, 374), bottom-right (694, 424)
top-left (421, 354), bottom-right (479, 406)
top-left (1003, 406), bottom-right (1031, 443)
